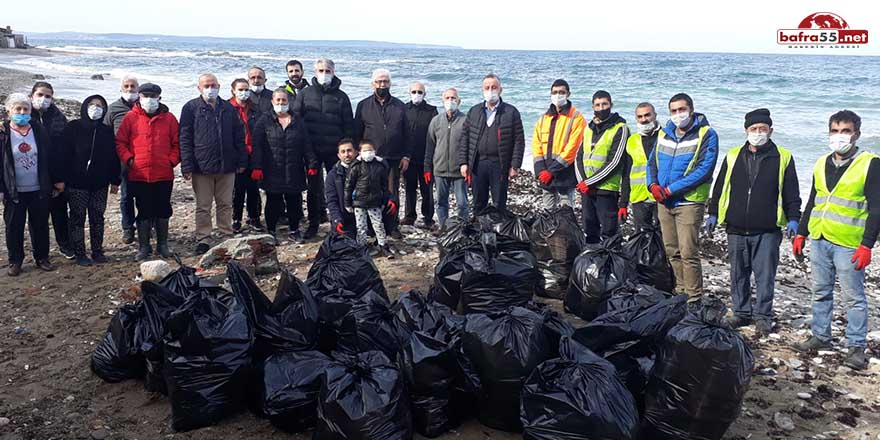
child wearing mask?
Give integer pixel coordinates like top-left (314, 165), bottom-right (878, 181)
top-left (344, 140), bottom-right (396, 258)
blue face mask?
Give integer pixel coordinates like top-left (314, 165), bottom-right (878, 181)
top-left (11, 114), bottom-right (31, 126)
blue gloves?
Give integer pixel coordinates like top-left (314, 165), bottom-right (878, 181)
top-left (704, 215), bottom-right (718, 234)
top-left (786, 220), bottom-right (799, 238)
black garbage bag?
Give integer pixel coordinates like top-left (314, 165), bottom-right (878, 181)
top-left (461, 249), bottom-right (543, 314)
top-left (476, 206), bottom-right (531, 252)
top-left (462, 307), bottom-right (555, 432)
top-left (140, 281), bottom-right (189, 394)
top-left (521, 337), bottom-right (639, 440)
top-left (158, 256), bottom-right (199, 294)
top-left (163, 287), bottom-right (253, 432)
top-left (525, 301), bottom-right (576, 355)
top-left (429, 248), bottom-right (472, 310)
top-left (337, 290), bottom-right (409, 360)
top-left (91, 302), bottom-right (145, 383)
top-left (307, 233), bottom-right (387, 299)
top-left (565, 236), bottom-right (633, 321)
top-left (623, 226), bottom-right (676, 293)
top-left (401, 324), bottom-right (462, 438)
top-left (598, 282), bottom-right (672, 316)
top-left (640, 297), bottom-right (755, 440)
top-left (314, 350), bottom-right (413, 439)
top-left (312, 287), bottom-right (374, 354)
top-left (228, 262), bottom-right (319, 359)
top-left (438, 217), bottom-right (481, 257)
top-left (529, 206), bottom-right (587, 299)
top-left (393, 289), bottom-right (453, 333)
top-left (256, 350), bottom-right (333, 433)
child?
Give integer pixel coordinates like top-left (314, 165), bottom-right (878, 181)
top-left (344, 140), bottom-right (396, 258)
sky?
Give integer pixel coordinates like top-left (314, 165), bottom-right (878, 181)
top-left (13, 0), bottom-right (880, 55)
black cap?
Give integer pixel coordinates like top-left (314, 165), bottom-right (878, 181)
top-left (138, 83), bottom-right (161, 95)
top-left (745, 108), bottom-right (772, 129)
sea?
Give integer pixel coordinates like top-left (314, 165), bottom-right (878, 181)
top-left (2, 37), bottom-right (879, 193)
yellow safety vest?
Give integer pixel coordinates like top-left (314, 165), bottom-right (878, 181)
top-left (626, 131), bottom-right (654, 204)
top-left (717, 145), bottom-right (792, 227)
top-left (654, 125), bottom-right (711, 203)
top-left (808, 150), bottom-right (876, 249)
top-left (583, 121), bottom-right (626, 191)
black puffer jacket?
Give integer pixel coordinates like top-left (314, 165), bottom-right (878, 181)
top-left (179, 96), bottom-right (247, 175)
top-left (62, 95), bottom-right (122, 190)
top-left (291, 76), bottom-right (354, 157)
top-left (0, 120), bottom-right (61, 201)
top-left (344, 157), bottom-right (390, 209)
top-left (251, 113), bottom-right (317, 193)
top-left (354, 94), bottom-right (410, 161)
top-left (405, 101), bottom-right (438, 166)
top-left (250, 88), bottom-right (274, 117)
top-left (457, 99), bottom-right (525, 171)
top-left (31, 102), bottom-right (68, 152)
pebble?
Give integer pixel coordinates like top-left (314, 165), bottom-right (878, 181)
top-left (0, 417), bottom-right (9, 426)
top-left (822, 402), bottom-right (837, 411)
top-left (64, 395), bottom-right (74, 402)
top-left (797, 392), bottom-right (812, 400)
top-left (812, 357), bottom-right (823, 365)
top-left (845, 393), bottom-right (864, 402)
top-left (91, 429), bottom-right (110, 440)
top-left (773, 412), bottom-right (795, 432)
top-left (788, 359), bottom-right (804, 369)
top-left (837, 366), bottom-right (852, 374)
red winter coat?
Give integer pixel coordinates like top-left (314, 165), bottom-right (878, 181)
top-left (116, 103), bottom-right (181, 183)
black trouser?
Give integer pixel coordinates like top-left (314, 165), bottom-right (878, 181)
top-left (233, 168), bottom-right (262, 222)
top-left (127, 181), bottom-right (174, 220)
top-left (305, 150), bottom-right (337, 230)
top-left (385, 159), bottom-right (401, 233)
top-left (4, 191), bottom-right (50, 265)
top-left (68, 187), bottom-right (109, 257)
top-left (582, 192), bottom-right (620, 244)
top-left (266, 191), bottom-right (303, 233)
top-left (49, 191), bottom-right (70, 248)
top-left (632, 202), bottom-right (659, 231)
top-left (403, 162), bottom-right (434, 223)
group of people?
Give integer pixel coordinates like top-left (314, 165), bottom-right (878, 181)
top-left (0, 58), bottom-right (876, 370)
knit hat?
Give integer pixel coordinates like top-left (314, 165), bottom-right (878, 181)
top-left (744, 108), bottom-right (772, 129)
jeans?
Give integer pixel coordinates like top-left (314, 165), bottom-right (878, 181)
top-left (631, 202), bottom-right (659, 231)
top-left (581, 192), bottom-right (619, 244)
top-left (658, 203), bottom-right (705, 297)
top-left (404, 162), bottom-right (434, 223)
top-left (472, 157), bottom-right (509, 213)
top-left (541, 188), bottom-right (575, 209)
top-left (810, 238), bottom-right (868, 348)
top-left (728, 231), bottom-right (782, 321)
top-left (435, 176), bottom-right (469, 227)
top-left (120, 174), bottom-right (135, 231)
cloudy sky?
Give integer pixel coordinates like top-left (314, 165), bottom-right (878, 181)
top-left (15, 0), bottom-right (880, 55)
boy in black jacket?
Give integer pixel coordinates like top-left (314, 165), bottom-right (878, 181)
top-left (344, 140), bottom-right (395, 258)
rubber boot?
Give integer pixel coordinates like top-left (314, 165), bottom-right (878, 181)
top-left (155, 218), bottom-right (174, 258)
top-left (135, 219), bottom-right (153, 261)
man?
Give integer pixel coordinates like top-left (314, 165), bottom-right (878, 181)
top-left (247, 66), bottom-right (273, 116)
top-left (792, 110), bottom-right (879, 370)
top-left (458, 73), bottom-right (525, 213)
top-left (179, 73), bottom-right (247, 254)
top-left (284, 60), bottom-right (309, 100)
top-left (532, 79), bottom-right (585, 209)
top-left (620, 102), bottom-right (661, 231)
top-left (354, 68), bottom-right (408, 239)
top-left (574, 90), bottom-right (629, 242)
top-left (292, 57), bottom-right (354, 239)
top-left (325, 138), bottom-right (358, 238)
top-left (706, 109), bottom-right (801, 335)
top-left (104, 74), bottom-right (140, 244)
top-left (646, 93), bottom-right (719, 298)
top-left (425, 88), bottom-right (468, 231)
top-left (402, 81), bottom-right (438, 228)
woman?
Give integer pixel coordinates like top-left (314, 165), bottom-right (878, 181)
top-left (251, 88), bottom-right (318, 243)
top-left (229, 78), bottom-right (263, 233)
top-left (1, 93), bottom-right (64, 276)
top-left (30, 81), bottom-right (73, 259)
top-left (115, 83), bottom-right (180, 261)
top-left (62, 95), bottom-right (122, 266)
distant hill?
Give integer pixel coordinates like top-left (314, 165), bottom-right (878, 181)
top-left (25, 31), bottom-right (460, 50)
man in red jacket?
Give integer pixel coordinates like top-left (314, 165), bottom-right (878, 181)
top-left (115, 83), bottom-right (180, 261)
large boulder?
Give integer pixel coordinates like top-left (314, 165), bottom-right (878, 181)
top-left (198, 235), bottom-right (279, 275)
top-left (140, 260), bottom-right (173, 282)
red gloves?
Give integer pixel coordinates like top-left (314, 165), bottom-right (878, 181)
top-left (246, 144), bottom-right (253, 155)
top-left (792, 235), bottom-right (806, 258)
top-left (650, 184), bottom-right (670, 202)
top-left (387, 200), bottom-right (397, 216)
top-left (465, 174), bottom-right (471, 186)
top-left (538, 170), bottom-right (553, 185)
top-left (424, 171), bottom-right (432, 184)
top-left (618, 207), bottom-right (628, 222)
top-left (250, 169), bottom-right (264, 181)
top-left (307, 168), bottom-right (318, 176)
top-left (335, 222), bottom-right (345, 235)
top-left (576, 181), bottom-right (589, 194)
top-left (852, 245), bottom-right (872, 271)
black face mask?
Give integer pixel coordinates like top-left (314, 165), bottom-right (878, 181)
top-left (594, 108), bottom-right (611, 120)
top-left (375, 87), bottom-right (390, 99)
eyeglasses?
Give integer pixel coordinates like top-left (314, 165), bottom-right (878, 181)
top-left (410, 90), bottom-right (424, 95)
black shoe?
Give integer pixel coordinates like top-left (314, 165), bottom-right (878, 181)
top-left (423, 220), bottom-right (436, 230)
top-left (793, 336), bottom-right (833, 353)
top-left (135, 219), bottom-right (153, 261)
top-left (75, 255), bottom-right (93, 267)
top-left (122, 228), bottom-right (135, 244)
top-left (290, 230), bottom-right (305, 244)
top-left (91, 252), bottom-right (109, 264)
top-left (278, 216), bottom-right (290, 227)
top-left (7, 263), bottom-right (22, 277)
top-left (725, 315), bottom-right (752, 329)
top-left (755, 319), bottom-right (774, 335)
top-left (195, 242), bottom-right (211, 255)
top-left (35, 259), bottom-right (55, 272)
top-left (844, 347), bottom-right (868, 370)
top-left (320, 212), bottom-right (329, 224)
top-left (389, 229), bottom-right (403, 240)
top-left (232, 220), bottom-right (243, 234)
top-left (59, 246), bottom-right (75, 260)
top-left (247, 218), bottom-right (264, 232)
top-left (380, 245), bottom-right (395, 259)
top-left (303, 227), bottom-right (319, 240)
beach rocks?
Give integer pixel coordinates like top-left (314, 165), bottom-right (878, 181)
top-left (140, 260), bottom-right (173, 282)
top-left (198, 234), bottom-right (279, 275)
top-left (90, 74), bottom-right (104, 80)
top-left (773, 412), bottom-right (795, 432)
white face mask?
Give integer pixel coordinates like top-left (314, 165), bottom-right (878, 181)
top-left (670, 112), bottom-right (691, 129)
top-left (87, 105), bottom-right (104, 121)
top-left (235, 90), bottom-right (251, 102)
top-left (360, 150), bottom-right (376, 162)
top-left (201, 87), bottom-right (220, 101)
top-left (122, 91), bottom-right (139, 102)
top-left (140, 97), bottom-right (160, 113)
top-left (316, 72), bottom-right (333, 86)
top-left (483, 90), bottom-right (500, 104)
top-left (410, 92), bottom-right (424, 105)
top-left (273, 104), bottom-right (288, 114)
top-left (443, 99), bottom-right (459, 113)
top-left (550, 94), bottom-right (568, 107)
top-left (829, 133), bottom-right (854, 154)
top-left (747, 132), bottom-right (769, 147)
top-left (637, 122), bottom-right (656, 135)
top-left (250, 84), bottom-right (264, 93)
top-left (33, 96), bottom-right (52, 110)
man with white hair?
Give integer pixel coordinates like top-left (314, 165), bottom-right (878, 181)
top-left (179, 73), bottom-right (248, 254)
top-left (402, 81), bottom-right (438, 228)
top-left (104, 74), bottom-right (140, 243)
top-left (247, 66), bottom-right (273, 116)
top-left (354, 68), bottom-right (410, 239)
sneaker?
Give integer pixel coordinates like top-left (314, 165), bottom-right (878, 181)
top-left (7, 263), bottom-right (22, 277)
top-left (35, 259), bottom-right (55, 272)
top-left (380, 245), bottom-right (395, 259)
top-left (792, 336), bottom-right (832, 353)
top-left (91, 252), bottom-right (109, 264)
top-left (75, 255), bottom-right (93, 267)
top-left (122, 228), bottom-right (135, 244)
top-left (302, 226), bottom-right (319, 240)
top-left (247, 218), bottom-right (264, 232)
top-left (368, 246), bottom-right (380, 257)
top-left (59, 246), bottom-right (76, 260)
top-left (755, 319), bottom-right (774, 336)
top-left (400, 218), bottom-right (415, 226)
top-left (390, 229), bottom-right (403, 240)
top-left (843, 347), bottom-right (868, 370)
top-left (267, 231), bottom-right (279, 246)
top-left (290, 230), bottom-right (305, 244)
top-left (232, 220), bottom-right (243, 234)
top-left (725, 315), bottom-right (752, 329)
top-left (195, 242), bottom-right (211, 255)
